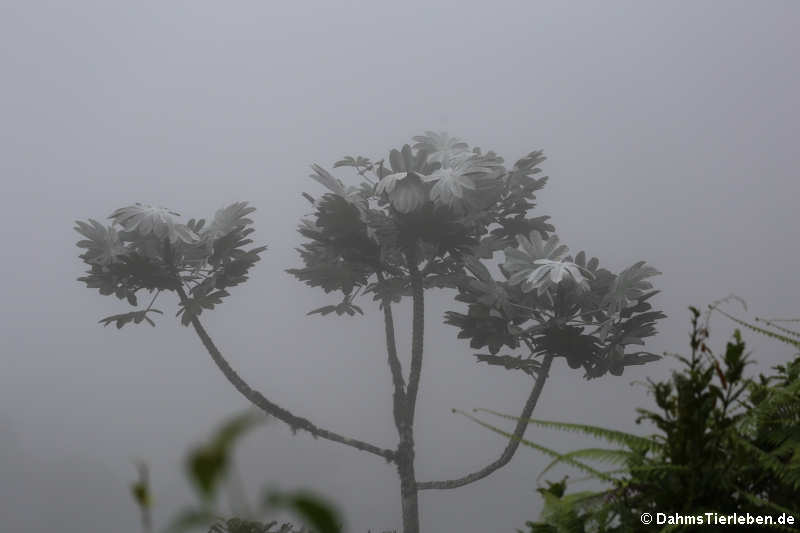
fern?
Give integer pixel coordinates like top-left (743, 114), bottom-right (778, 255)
top-left (472, 302), bottom-right (800, 532)
top-left (474, 409), bottom-right (658, 451)
top-left (454, 409), bottom-right (613, 482)
top-left (713, 306), bottom-right (800, 349)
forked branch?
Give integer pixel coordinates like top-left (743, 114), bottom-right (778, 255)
top-left (177, 287), bottom-right (396, 463)
top-left (379, 273), bottom-right (409, 433)
top-left (416, 353), bottom-right (554, 490)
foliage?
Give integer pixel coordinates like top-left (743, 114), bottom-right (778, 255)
top-left (76, 202), bottom-right (267, 327)
top-left (129, 411), bottom-right (342, 533)
top-left (288, 132), bottom-right (665, 379)
top-left (77, 131), bottom-right (666, 533)
top-left (467, 302), bottom-right (800, 532)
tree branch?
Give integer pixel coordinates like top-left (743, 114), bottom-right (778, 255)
top-left (176, 287), bottom-right (396, 463)
top-left (378, 273), bottom-right (408, 433)
top-left (416, 353), bottom-right (554, 490)
top-left (406, 256), bottom-right (425, 426)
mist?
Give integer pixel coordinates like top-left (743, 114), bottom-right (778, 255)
top-left (1, 2), bottom-right (798, 532)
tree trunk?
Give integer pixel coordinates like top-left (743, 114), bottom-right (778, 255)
top-left (398, 250), bottom-right (424, 533)
top-left (397, 439), bottom-right (420, 533)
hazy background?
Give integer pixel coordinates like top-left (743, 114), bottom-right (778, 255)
top-left (1, 1), bottom-right (798, 531)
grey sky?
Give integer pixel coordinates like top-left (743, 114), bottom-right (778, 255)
top-left (1, 1), bottom-right (798, 531)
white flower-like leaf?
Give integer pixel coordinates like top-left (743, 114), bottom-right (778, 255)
top-left (109, 204), bottom-right (198, 244)
top-left (202, 202), bottom-right (256, 241)
top-left (376, 172), bottom-right (428, 213)
top-left (309, 164), bottom-right (364, 204)
top-left (426, 166), bottom-right (477, 207)
top-left (509, 259), bottom-right (590, 295)
top-left (375, 172), bottom-right (407, 196)
top-left (503, 231), bottom-right (590, 294)
top-left (412, 131), bottom-right (470, 168)
top-left (74, 219), bottom-right (127, 265)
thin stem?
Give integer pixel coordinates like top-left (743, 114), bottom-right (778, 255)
top-left (406, 253), bottom-right (424, 427)
top-left (377, 273), bottom-right (408, 431)
top-left (145, 290), bottom-right (160, 312)
top-left (416, 353), bottom-right (554, 490)
top-left (175, 286), bottom-right (396, 463)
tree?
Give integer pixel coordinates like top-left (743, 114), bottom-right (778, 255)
top-left (470, 301), bottom-right (800, 532)
top-left (75, 132), bottom-right (665, 533)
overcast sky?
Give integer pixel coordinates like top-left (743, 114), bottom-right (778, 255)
top-left (1, 1), bottom-right (798, 532)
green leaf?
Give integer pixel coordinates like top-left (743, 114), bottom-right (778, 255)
top-left (109, 204), bottom-right (198, 244)
top-left (98, 309), bottom-right (163, 329)
top-left (186, 446), bottom-right (227, 500)
top-left (307, 301), bottom-right (364, 317)
top-left (203, 202), bottom-right (256, 242)
top-left (307, 305), bottom-right (339, 316)
top-left (265, 491), bottom-right (342, 533)
top-left (177, 291), bottom-right (230, 326)
top-left (333, 156), bottom-right (356, 168)
top-left (211, 410), bottom-right (267, 455)
top-left (130, 462), bottom-right (151, 509)
top-left (601, 261), bottom-right (661, 315)
top-left (74, 219), bottom-right (128, 265)
top-left (185, 411), bottom-right (266, 501)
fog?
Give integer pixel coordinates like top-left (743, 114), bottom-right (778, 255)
top-left (1, 1), bottom-right (798, 531)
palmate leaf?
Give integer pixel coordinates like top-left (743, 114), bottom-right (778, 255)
top-left (202, 202), bottom-right (256, 242)
top-left (74, 219), bottom-right (128, 265)
top-left (109, 203), bottom-right (198, 244)
top-left (115, 253), bottom-right (181, 291)
top-left (213, 246), bottom-right (267, 290)
top-left (491, 215), bottom-right (555, 242)
top-left (333, 155), bottom-right (371, 169)
top-left (503, 232), bottom-right (569, 293)
top-left (508, 150), bottom-right (547, 187)
top-left (177, 291), bottom-right (230, 326)
top-left (388, 143), bottom-right (430, 174)
top-left (307, 302), bottom-right (364, 317)
top-left (601, 261), bottom-right (661, 315)
top-left (445, 306), bottom-right (521, 354)
top-left (613, 310), bottom-right (666, 346)
top-left (99, 308), bottom-right (163, 329)
top-left (308, 164), bottom-right (366, 208)
top-left (376, 172), bottom-right (428, 214)
top-left (412, 131), bottom-right (469, 167)
top-left (474, 354), bottom-right (543, 377)
top-left (287, 260), bottom-right (371, 295)
top-left (513, 259), bottom-right (591, 296)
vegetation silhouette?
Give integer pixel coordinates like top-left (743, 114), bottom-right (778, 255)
top-left (464, 299), bottom-right (799, 532)
top-left (76, 132), bottom-right (666, 532)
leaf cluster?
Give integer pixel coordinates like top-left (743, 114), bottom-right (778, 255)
top-left (288, 133), bottom-right (663, 380)
top-left (76, 202), bottom-right (266, 328)
top-left (492, 305), bottom-right (800, 533)
top-left (447, 245), bottom-right (664, 379)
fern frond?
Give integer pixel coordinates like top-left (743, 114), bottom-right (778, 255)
top-left (756, 317), bottom-right (800, 339)
top-left (537, 448), bottom-right (634, 481)
top-left (733, 436), bottom-right (800, 490)
top-left (455, 409), bottom-right (615, 482)
top-left (475, 408), bottom-right (658, 451)
top-left (715, 308), bottom-right (800, 349)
